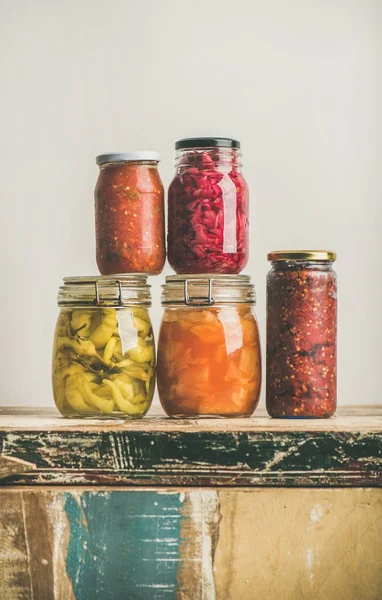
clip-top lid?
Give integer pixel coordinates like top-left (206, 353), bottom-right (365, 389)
top-left (58, 275), bottom-right (151, 307)
top-left (161, 274), bottom-right (256, 306)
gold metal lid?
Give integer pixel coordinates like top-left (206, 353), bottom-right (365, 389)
top-left (267, 250), bottom-right (336, 262)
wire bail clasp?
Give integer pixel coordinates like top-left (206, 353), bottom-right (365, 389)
top-left (94, 280), bottom-right (123, 307)
top-left (184, 279), bottom-right (215, 306)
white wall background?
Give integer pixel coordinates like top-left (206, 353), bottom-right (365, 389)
top-left (0, 0), bottom-right (380, 408)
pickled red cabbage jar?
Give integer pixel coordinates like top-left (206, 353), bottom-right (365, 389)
top-left (266, 251), bottom-right (337, 418)
top-left (95, 152), bottom-right (165, 275)
top-left (52, 276), bottom-right (155, 419)
top-left (167, 138), bottom-right (249, 274)
top-left (157, 275), bottom-right (261, 417)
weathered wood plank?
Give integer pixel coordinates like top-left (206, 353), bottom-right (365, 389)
top-left (1, 407), bottom-right (381, 487)
top-left (214, 487), bottom-right (382, 600)
top-left (20, 491), bottom-right (57, 599)
top-left (0, 492), bottom-right (32, 600)
top-left (0, 456), bottom-right (36, 480)
top-left (1, 405), bottom-right (382, 431)
top-left (0, 429), bottom-right (381, 487)
top-left (0, 488), bottom-right (381, 600)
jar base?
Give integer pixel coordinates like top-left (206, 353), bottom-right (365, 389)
top-left (58, 411), bottom-right (147, 420)
top-left (164, 413), bottom-right (253, 419)
top-left (267, 413), bottom-right (336, 419)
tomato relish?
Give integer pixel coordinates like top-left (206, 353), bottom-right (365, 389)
top-left (95, 152), bottom-right (165, 275)
top-left (266, 251), bottom-right (337, 418)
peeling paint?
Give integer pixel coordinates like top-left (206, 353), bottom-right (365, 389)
top-left (48, 493), bottom-right (76, 600)
top-left (187, 491), bottom-right (220, 600)
top-left (1, 488), bottom-right (381, 600)
top-left (64, 491), bottom-right (183, 599)
top-left (310, 504), bottom-right (323, 523)
top-left (20, 493), bottom-right (34, 600)
top-left (305, 548), bottom-right (314, 584)
top-left (1, 428), bottom-right (381, 488)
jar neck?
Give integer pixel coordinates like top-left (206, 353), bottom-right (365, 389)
top-left (163, 302), bottom-right (254, 309)
top-left (161, 274), bottom-right (255, 305)
top-left (58, 276), bottom-right (152, 307)
top-left (99, 160), bottom-right (159, 171)
top-left (271, 260), bottom-right (334, 272)
top-left (175, 147), bottom-right (242, 173)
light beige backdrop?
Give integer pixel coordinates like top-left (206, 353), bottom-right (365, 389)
top-left (0, 0), bottom-right (380, 407)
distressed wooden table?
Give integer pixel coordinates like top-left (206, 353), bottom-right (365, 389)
top-left (0, 406), bottom-right (381, 600)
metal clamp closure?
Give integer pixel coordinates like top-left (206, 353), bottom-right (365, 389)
top-left (184, 279), bottom-right (215, 306)
top-left (94, 280), bottom-right (123, 307)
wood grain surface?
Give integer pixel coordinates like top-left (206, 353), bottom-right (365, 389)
top-left (0, 407), bottom-right (381, 487)
top-left (1, 405), bottom-right (381, 431)
top-left (0, 487), bottom-right (380, 600)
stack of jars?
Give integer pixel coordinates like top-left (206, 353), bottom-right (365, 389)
top-left (162, 138), bottom-right (261, 417)
top-left (52, 138), bottom-right (337, 420)
top-left (52, 138), bottom-right (262, 419)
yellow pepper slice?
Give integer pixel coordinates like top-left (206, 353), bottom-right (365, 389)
top-left (103, 336), bottom-right (119, 365)
top-left (102, 379), bottom-right (145, 415)
top-left (65, 376), bottom-right (93, 413)
top-left (132, 316), bottom-right (151, 338)
top-left (127, 338), bottom-right (154, 363)
top-left (80, 376), bottom-right (114, 413)
top-left (89, 309), bottom-right (117, 349)
top-left (71, 310), bottom-right (93, 337)
top-left (57, 336), bottom-right (98, 358)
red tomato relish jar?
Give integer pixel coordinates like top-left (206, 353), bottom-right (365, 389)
top-left (266, 251), bottom-right (337, 418)
top-left (95, 152), bottom-right (165, 275)
top-left (167, 138), bottom-right (249, 274)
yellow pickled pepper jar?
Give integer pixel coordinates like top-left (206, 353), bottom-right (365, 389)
top-left (52, 275), bottom-right (155, 418)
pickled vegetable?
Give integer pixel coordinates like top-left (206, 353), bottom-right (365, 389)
top-left (157, 306), bottom-right (261, 417)
top-left (52, 307), bottom-right (155, 418)
top-left (167, 149), bottom-right (249, 274)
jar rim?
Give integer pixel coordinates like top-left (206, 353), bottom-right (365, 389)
top-left (63, 275), bottom-right (148, 285)
top-left (267, 250), bottom-right (336, 262)
top-left (96, 151), bottom-right (160, 165)
top-left (161, 274), bottom-right (256, 306)
top-left (175, 137), bottom-right (240, 150)
top-left (58, 275), bottom-right (151, 307)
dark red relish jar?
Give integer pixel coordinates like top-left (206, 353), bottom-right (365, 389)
top-left (167, 138), bottom-right (249, 274)
top-left (266, 251), bottom-right (337, 418)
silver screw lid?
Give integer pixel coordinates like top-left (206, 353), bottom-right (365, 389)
top-left (96, 151), bottom-right (160, 165)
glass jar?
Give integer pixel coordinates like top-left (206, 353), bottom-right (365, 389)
top-left (157, 275), bottom-right (261, 417)
top-left (52, 275), bottom-right (155, 419)
top-left (266, 251), bottom-right (337, 418)
top-left (167, 138), bottom-right (249, 274)
top-left (95, 152), bottom-right (165, 275)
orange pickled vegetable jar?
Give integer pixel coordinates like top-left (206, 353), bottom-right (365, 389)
top-left (157, 275), bottom-right (261, 417)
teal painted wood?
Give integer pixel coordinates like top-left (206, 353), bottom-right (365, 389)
top-left (64, 491), bottom-right (182, 599)
top-left (0, 488), bottom-right (219, 599)
top-left (1, 487), bottom-right (381, 600)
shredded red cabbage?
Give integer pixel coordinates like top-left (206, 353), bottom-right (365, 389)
top-left (168, 152), bottom-right (249, 274)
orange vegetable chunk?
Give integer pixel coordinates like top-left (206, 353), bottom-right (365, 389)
top-left (157, 306), bottom-right (261, 417)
